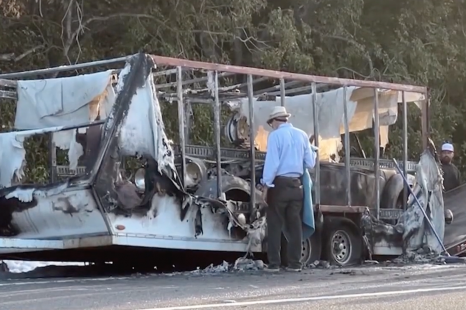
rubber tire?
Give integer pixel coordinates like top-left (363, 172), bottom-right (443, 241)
top-left (280, 232), bottom-right (322, 267)
top-left (322, 222), bottom-right (362, 267)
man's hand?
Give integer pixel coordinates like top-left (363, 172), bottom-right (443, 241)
top-left (261, 186), bottom-right (268, 202)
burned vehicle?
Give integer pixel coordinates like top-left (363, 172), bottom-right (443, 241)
top-left (0, 52), bottom-right (457, 268)
top-left (0, 54), bottom-right (266, 268)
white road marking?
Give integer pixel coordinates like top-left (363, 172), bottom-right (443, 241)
top-left (0, 277), bottom-right (128, 287)
top-left (141, 285), bottom-right (466, 310)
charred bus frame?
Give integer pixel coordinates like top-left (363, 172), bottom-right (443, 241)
top-left (0, 53), bottom-right (429, 220)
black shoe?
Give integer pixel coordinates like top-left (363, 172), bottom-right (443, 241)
top-left (264, 265), bottom-right (280, 272)
top-left (285, 267), bottom-right (302, 272)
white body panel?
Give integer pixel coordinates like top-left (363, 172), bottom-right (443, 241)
top-left (0, 186), bottom-right (111, 255)
top-left (9, 188), bottom-right (108, 239)
top-left (107, 195), bottom-right (258, 252)
top-left (0, 190), bottom-right (256, 255)
top-left (372, 240), bottom-right (403, 256)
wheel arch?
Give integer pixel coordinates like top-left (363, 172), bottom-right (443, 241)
top-left (323, 215), bottom-right (361, 233)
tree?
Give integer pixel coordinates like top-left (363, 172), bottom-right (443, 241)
top-left (1, 0), bottom-right (466, 181)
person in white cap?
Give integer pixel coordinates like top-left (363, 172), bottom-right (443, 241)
top-left (440, 142), bottom-right (461, 191)
top-left (261, 106), bottom-right (316, 272)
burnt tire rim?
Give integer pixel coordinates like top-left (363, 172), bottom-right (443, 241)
top-left (331, 230), bottom-right (352, 265)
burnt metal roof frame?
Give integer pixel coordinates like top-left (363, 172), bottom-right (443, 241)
top-left (0, 53), bottom-right (427, 93)
top-left (156, 82), bottom-right (329, 104)
top-left (0, 56), bottom-right (131, 79)
top-left (0, 53), bottom-right (427, 105)
top-left (150, 55), bottom-right (427, 93)
top-left (157, 76), bottom-right (331, 103)
top-left (154, 71), bottom-right (236, 89)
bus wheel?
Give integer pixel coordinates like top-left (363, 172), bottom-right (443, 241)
top-left (280, 233), bottom-right (321, 267)
top-left (324, 224), bottom-right (362, 266)
top-left (301, 233), bottom-right (322, 265)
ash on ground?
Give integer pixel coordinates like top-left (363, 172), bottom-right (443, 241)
top-left (188, 258), bottom-right (265, 274)
top-left (307, 260), bottom-right (332, 269)
top-left (183, 258), bottom-right (334, 276)
top-left (383, 247), bottom-right (466, 265)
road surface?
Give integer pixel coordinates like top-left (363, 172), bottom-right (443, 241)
top-left (1, 264), bottom-right (466, 310)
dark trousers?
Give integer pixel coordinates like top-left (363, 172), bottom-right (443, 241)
top-left (266, 176), bottom-right (304, 269)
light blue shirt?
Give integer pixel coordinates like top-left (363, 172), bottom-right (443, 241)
top-left (262, 123), bottom-right (316, 188)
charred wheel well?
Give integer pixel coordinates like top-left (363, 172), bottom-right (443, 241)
top-left (323, 212), bottom-right (361, 223)
top-left (321, 215), bottom-right (362, 244)
top-left (223, 188), bottom-right (251, 241)
top-left (322, 213), bottom-right (361, 235)
top-left (224, 189), bottom-right (250, 202)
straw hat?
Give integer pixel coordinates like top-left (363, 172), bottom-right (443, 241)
top-left (266, 106), bottom-right (291, 124)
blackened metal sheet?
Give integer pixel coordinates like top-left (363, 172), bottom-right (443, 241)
top-left (309, 163), bottom-right (377, 207)
top-left (254, 162), bottom-right (394, 208)
top-left (444, 184), bottom-right (466, 251)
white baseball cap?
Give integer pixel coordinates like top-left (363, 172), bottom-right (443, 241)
top-left (441, 143), bottom-right (454, 152)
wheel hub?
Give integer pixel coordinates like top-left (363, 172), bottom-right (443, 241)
top-left (333, 242), bottom-right (344, 251)
top-left (331, 230), bottom-right (352, 264)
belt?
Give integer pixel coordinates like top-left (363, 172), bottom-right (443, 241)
top-left (276, 175), bottom-right (302, 179)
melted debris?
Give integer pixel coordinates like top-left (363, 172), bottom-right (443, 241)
top-left (185, 258), bottom-right (335, 275)
top-left (190, 258), bottom-right (265, 274)
top-left (383, 247), bottom-right (466, 265)
top-left (307, 260), bottom-right (332, 269)
top-left (233, 257), bottom-right (265, 271)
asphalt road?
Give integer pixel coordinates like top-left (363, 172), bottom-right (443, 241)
top-left (1, 264), bottom-right (466, 310)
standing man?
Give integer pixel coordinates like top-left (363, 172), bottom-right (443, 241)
top-left (440, 142), bottom-right (461, 192)
top-left (261, 106), bottom-right (316, 272)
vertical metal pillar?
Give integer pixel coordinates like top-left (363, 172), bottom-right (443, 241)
top-left (176, 66), bottom-right (186, 188)
top-left (402, 91), bottom-right (408, 210)
top-left (342, 86), bottom-right (351, 206)
top-left (213, 71), bottom-right (222, 198)
top-left (49, 135), bottom-right (56, 182)
top-left (421, 94), bottom-right (430, 149)
top-left (312, 82), bottom-right (320, 205)
top-left (184, 101), bottom-right (192, 145)
top-left (247, 74), bottom-right (256, 207)
top-left (280, 78), bottom-right (286, 107)
top-left (373, 89), bottom-right (380, 219)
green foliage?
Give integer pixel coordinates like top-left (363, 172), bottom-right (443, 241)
top-left (2, 0), bottom-right (466, 181)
